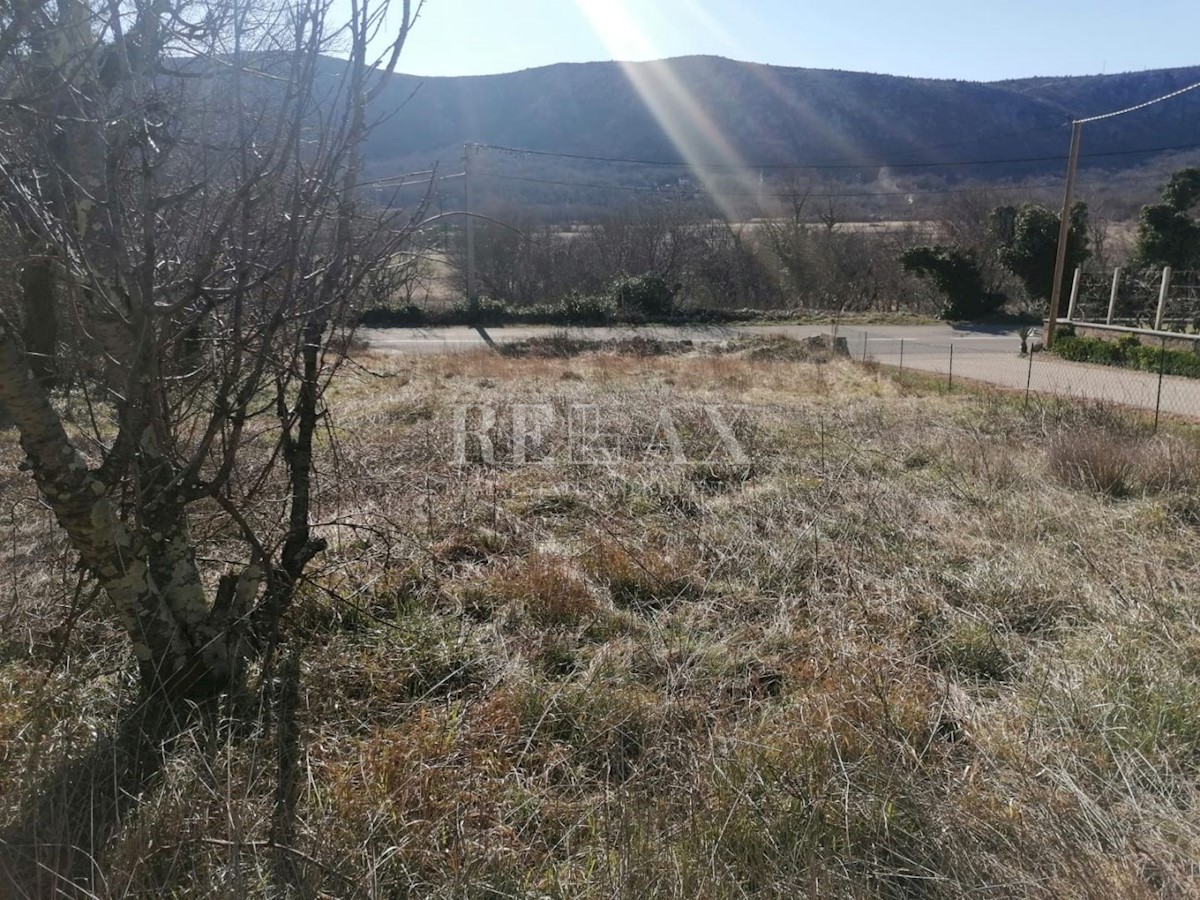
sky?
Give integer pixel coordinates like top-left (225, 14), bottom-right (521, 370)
top-left (385, 0), bottom-right (1200, 82)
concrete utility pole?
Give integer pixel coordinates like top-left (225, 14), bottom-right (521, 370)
top-left (464, 142), bottom-right (477, 313)
top-left (1045, 120), bottom-right (1082, 349)
top-left (1106, 267), bottom-right (1122, 325)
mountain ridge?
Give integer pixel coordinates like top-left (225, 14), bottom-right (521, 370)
top-left (389, 54), bottom-right (1198, 90)
top-left (354, 55), bottom-right (1200, 194)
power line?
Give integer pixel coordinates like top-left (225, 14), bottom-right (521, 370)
top-left (473, 139), bottom-right (1200, 172)
top-left (476, 169), bottom-right (1177, 201)
top-left (363, 171), bottom-right (465, 188)
top-left (1076, 79), bottom-right (1200, 124)
top-left (474, 122), bottom-right (1073, 171)
top-left (1046, 77), bottom-right (1200, 347)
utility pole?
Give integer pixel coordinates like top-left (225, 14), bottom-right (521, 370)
top-left (1042, 79), bottom-right (1200, 346)
top-left (1045, 120), bottom-right (1082, 349)
top-left (464, 142), bottom-right (477, 314)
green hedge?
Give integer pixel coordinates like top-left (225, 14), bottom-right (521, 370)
top-left (1053, 334), bottom-right (1200, 379)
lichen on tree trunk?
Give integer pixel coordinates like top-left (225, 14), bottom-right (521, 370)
top-left (0, 329), bottom-right (253, 698)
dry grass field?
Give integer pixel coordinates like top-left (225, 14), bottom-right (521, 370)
top-left (3, 337), bottom-right (1200, 898)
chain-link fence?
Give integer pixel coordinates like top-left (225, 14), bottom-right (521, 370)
top-left (837, 326), bottom-right (1200, 431)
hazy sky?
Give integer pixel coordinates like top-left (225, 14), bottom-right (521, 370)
top-left (386, 0), bottom-right (1199, 81)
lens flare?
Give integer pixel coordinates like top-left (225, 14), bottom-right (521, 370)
top-left (573, 0), bottom-right (762, 220)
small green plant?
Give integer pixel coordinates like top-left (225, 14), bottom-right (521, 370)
top-left (932, 621), bottom-right (1016, 682)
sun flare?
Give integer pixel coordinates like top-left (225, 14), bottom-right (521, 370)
top-left (572, 0), bottom-right (760, 220)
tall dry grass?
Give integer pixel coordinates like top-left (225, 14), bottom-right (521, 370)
top-left (2, 341), bottom-right (1200, 897)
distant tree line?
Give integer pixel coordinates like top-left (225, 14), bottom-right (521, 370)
top-left (371, 167), bottom-right (1200, 325)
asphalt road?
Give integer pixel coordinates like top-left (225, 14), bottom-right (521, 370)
top-left (359, 322), bottom-right (1022, 354)
top-left (360, 323), bottom-right (1200, 420)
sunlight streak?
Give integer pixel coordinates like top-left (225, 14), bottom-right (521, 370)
top-left (573, 0), bottom-right (762, 221)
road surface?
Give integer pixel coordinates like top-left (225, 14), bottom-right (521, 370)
top-left (359, 322), bottom-right (1019, 353)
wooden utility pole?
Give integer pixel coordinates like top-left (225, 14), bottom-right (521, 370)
top-left (1045, 121), bottom-right (1083, 349)
top-left (464, 142), bottom-right (477, 313)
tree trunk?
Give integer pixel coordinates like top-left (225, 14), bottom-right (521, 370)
top-left (0, 329), bottom-right (256, 699)
top-left (19, 254), bottom-right (58, 387)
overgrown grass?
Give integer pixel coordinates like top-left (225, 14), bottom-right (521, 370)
top-left (4, 339), bottom-right (1200, 897)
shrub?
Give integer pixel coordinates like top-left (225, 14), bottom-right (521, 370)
top-left (453, 296), bottom-right (516, 326)
top-left (555, 291), bottom-right (619, 325)
top-left (1053, 335), bottom-right (1124, 365)
top-left (359, 303), bottom-right (428, 327)
top-left (1053, 334), bottom-right (1200, 378)
top-left (898, 245), bottom-right (1002, 320)
top-left (611, 274), bottom-right (676, 317)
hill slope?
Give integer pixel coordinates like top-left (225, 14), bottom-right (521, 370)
top-left (363, 56), bottom-right (1200, 178)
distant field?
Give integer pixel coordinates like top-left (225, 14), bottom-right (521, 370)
top-left (552, 218), bottom-right (941, 237)
top-left (396, 248), bottom-right (460, 309)
top-left (5, 337), bottom-right (1200, 896)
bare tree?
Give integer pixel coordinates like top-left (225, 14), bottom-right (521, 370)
top-left (0, 0), bottom-right (425, 702)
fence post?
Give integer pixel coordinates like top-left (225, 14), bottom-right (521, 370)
top-left (862, 331), bottom-right (869, 363)
top-left (1024, 345), bottom-right (1034, 408)
top-left (1066, 267), bottom-right (1082, 321)
top-left (1106, 267), bottom-right (1122, 325)
top-left (1155, 267), bottom-right (1173, 331)
top-left (899, 339), bottom-right (904, 373)
top-left (1155, 335), bottom-right (1166, 433)
top-left (948, 343), bottom-right (954, 391)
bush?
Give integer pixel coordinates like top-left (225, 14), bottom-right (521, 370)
top-left (452, 296), bottom-right (517, 326)
top-left (555, 291), bottom-right (619, 325)
top-left (1054, 334), bottom-right (1200, 379)
top-left (1053, 335), bottom-right (1124, 366)
top-left (898, 245), bottom-right (1002, 320)
top-left (611, 274), bottom-right (676, 317)
top-left (359, 303), bottom-right (428, 327)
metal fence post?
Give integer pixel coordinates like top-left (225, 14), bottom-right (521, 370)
top-left (1024, 345), bottom-right (1034, 408)
top-left (1155, 267), bottom-right (1173, 331)
top-left (1066, 267), bottom-right (1082, 321)
top-left (899, 339), bottom-right (905, 373)
top-left (1106, 267), bottom-right (1122, 325)
top-left (1155, 334), bottom-right (1166, 433)
top-left (862, 331), bottom-right (869, 363)
top-left (948, 343), bottom-right (954, 391)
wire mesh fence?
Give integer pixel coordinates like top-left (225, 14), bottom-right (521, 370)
top-left (1070, 267), bottom-right (1200, 331)
top-left (836, 326), bottom-right (1200, 430)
